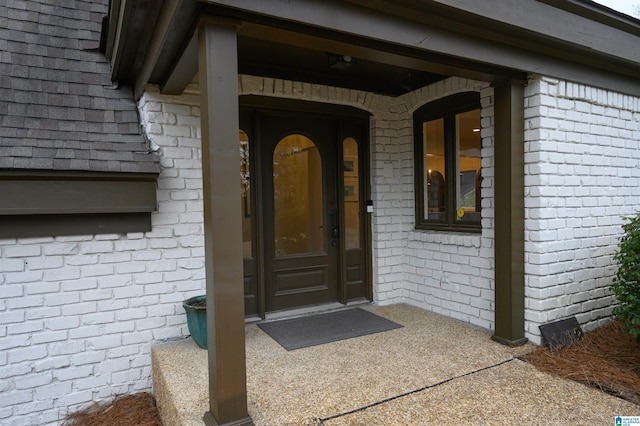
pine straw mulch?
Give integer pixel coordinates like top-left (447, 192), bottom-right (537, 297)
top-left (63, 320), bottom-right (640, 425)
top-left (63, 392), bottom-right (162, 426)
top-left (522, 319), bottom-right (640, 405)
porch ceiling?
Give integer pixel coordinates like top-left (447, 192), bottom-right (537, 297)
top-left (236, 37), bottom-right (447, 97)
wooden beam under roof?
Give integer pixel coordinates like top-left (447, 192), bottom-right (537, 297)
top-left (134, 0), bottom-right (182, 100)
top-left (160, 31), bottom-right (199, 95)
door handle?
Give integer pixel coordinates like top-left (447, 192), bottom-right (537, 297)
top-left (330, 225), bottom-right (338, 247)
top-left (329, 209), bottom-right (338, 247)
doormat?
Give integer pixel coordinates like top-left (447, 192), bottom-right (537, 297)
top-left (257, 308), bottom-right (403, 351)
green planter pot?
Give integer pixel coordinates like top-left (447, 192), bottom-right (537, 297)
top-left (183, 295), bottom-right (207, 349)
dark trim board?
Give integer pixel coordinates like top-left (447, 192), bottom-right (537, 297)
top-left (0, 171), bottom-right (158, 238)
top-left (0, 178), bottom-right (157, 215)
top-left (0, 213), bottom-right (152, 239)
top-left (240, 95), bottom-right (372, 118)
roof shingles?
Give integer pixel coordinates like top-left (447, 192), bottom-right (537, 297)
top-left (0, 0), bottom-right (160, 174)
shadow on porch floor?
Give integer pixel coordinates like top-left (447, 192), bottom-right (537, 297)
top-left (151, 304), bottom-right (640, 425)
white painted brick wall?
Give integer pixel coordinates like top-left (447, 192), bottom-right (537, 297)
top-left (399, 80), bottom-right (496, 330)
top-left (3, 72), bottom-right (638, 423)
top-left (0, 86), bottom-right (206, 425)
top-left (524, 75), bottom-right (640, 343)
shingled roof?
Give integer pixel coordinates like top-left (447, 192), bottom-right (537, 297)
top-left (0, 0), bottom-right (160, 174)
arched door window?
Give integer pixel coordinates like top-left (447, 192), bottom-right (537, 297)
top-left (273, 135), bottom-right (324, 256)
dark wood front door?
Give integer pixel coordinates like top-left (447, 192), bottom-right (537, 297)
top-left (262, 115), bottom-right (339, 312)
top-left (240, 99), bottom-right (371, 317)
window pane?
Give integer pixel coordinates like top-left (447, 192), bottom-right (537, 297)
top-left (240, 130), bottom-right (252, 257)
top-left (343, 137), bottom-right (360, 249)
top-left (273, 135), bottom-right (324, 256)
top-left (423, 118), bottom-right (446, 221)
top-left (455, 109), bottom-right (481, 222)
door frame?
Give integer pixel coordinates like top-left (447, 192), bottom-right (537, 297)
top-left (239, 95), bottom-right (373, 318)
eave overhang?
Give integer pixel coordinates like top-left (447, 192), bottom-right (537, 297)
top-left (105, 0), bottom-right (640, 99)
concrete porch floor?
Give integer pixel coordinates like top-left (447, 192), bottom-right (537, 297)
top-left (152, 304), bottom-right (640, 425)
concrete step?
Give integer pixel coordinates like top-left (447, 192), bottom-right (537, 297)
top-left (152, 339), bottom-right (208, 426)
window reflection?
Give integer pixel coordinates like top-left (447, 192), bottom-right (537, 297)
top-left (240, 130), bottom-right (252, 258)
top-left (424, 118), bottom-right (446, 221)
top-left (455, 109), bottom-right (481, 222)
top-left (273, 135), bottom-right (323, 256)
top-left (343, 137), bottom-right (360, 249)
top-left (414, 92), bottom-right (482, 230)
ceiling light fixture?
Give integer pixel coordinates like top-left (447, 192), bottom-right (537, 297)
top-left (328, 53), bottom-right (356, 69)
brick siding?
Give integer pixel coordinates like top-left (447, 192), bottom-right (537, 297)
top-left (0, 86), bottom-right (204, 425)
top-left (1, 74), bottom-right (639, 423)
top-left (400, 81), bottom-right (494, 329)
top-left (523, 75), bottom-right (640, 342)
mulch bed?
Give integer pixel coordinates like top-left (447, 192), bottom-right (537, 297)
top-left (64, 320), bottom-right (640, 425)
top-left (522, 319), bottom-right (640, 405)
top-left (63, 392), bottom-right (162, 426)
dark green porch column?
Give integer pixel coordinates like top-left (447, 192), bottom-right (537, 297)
top-left (492, 81), bottom-right (528, 346)
top-left (198, 18), bottom-right (253, 426)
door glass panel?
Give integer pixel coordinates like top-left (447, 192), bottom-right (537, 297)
top-left (343, 137), bottom-right (360, 249)
top-left (424, 118), bottom-right (446, 221)
top-left (455, 109), bottom-right (481, 222)
top-left (240, 130), bottom-right (252, 257)
top-left (273, 135), bottom-right (323, 256)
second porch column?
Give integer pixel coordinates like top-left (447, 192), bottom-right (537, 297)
top-left (492, 81), bottom-right (528, 346)
top-left (198, 18), bottom-right (253, 426)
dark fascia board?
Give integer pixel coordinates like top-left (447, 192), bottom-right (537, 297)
top-left (204, 0), bottom-right (640, 96)
top-left (106, 0), bottom-right (132, 81)
top-left (200, 0), bottom-right (640, 95)
top-left (117, 0), bottom-right (640, 97)
top-left (159, 4), bottom-right (526, 97)
top-left (115, 0), bottom-right (527, 97)
top-left (104, 0), bottom-right (200, 92)
top-left (0, 171), bottom-right (157, 215)
top-left (539, 0), bottom-right (640, 34)
top-left (342, 0), bottom-right (640, 74)
top-left (354, 0), bottom-right (640, 61)
top-left (105, 0), bottom-right (122, 60)
top-left (101, 0), bottom-right (123, 61)
top-left (134, 0), bottom-right (185, 99)
top-left (205, 0), bottom-right (640, 72)
top-left (200, 1), bottom-right (527, 78)
top-left (105, 0), bottom-right (166, 84)
top-left (150, 2), bottom-right (201, 87)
